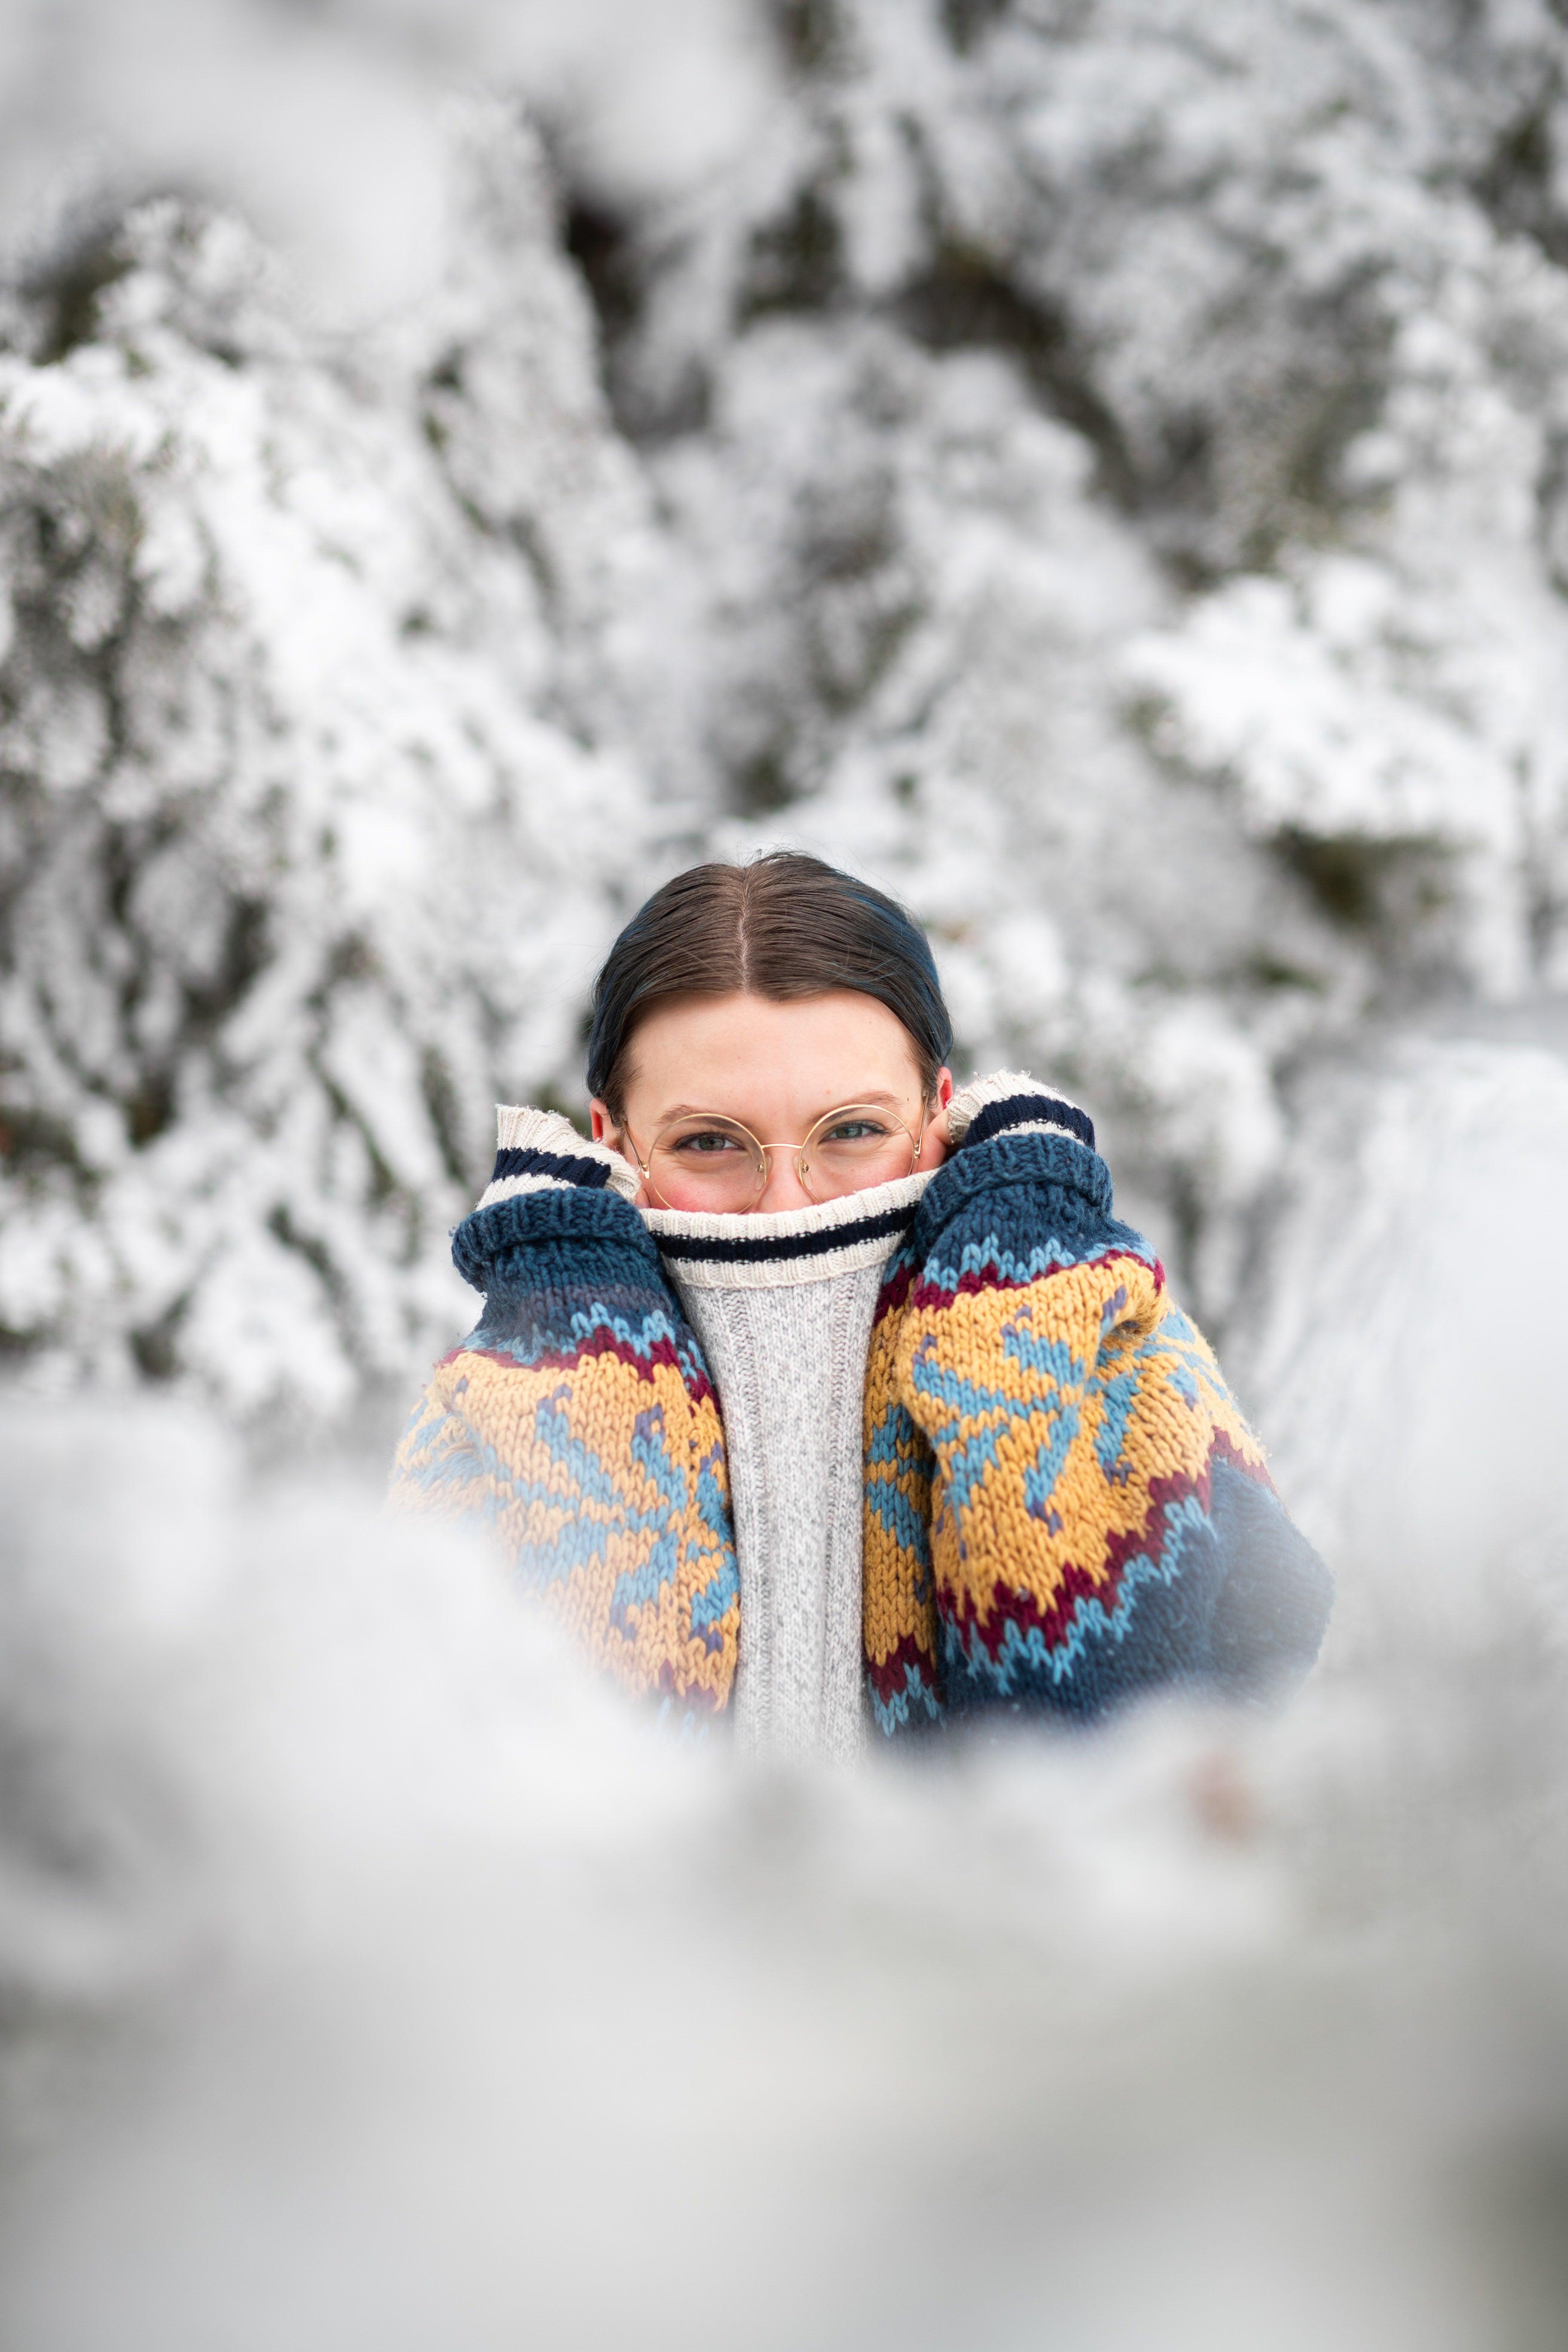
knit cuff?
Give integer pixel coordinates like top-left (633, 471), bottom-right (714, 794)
top-left (946, 1069), bottom-right (1096, 1155)
top-left (475, 1104), bottom-right (642, 1210)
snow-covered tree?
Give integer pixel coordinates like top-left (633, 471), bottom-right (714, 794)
top-left (5, 0), bottom-right (1568, 1413)
top-left (0, 119), bottom-right (649, 1419)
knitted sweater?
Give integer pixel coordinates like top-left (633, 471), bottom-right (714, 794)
top-left (389, 1075), bottom-right (1332, 1742)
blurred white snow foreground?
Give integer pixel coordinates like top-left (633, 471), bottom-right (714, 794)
top-left (2, 1035), bottom-right (1568, 2352)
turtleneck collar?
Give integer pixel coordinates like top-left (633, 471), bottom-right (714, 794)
top-left (640, 1171), bottom-right (931, 1289)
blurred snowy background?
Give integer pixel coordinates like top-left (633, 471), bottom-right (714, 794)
top-left (3, 1), bottom-right (1568, 2344)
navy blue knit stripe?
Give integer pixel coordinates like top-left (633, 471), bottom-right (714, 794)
top-left (654, 1200), bottom-right (918, 1265)
top-left (964, 1093), bottom-right (1094, 1153)
top-left (453, 1182), bottom-right (663, 1291)
top-left (490, 1146), bottom-right (611, 1190)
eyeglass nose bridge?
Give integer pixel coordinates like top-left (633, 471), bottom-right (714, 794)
top-left (760, 1102), bottom-right (928, 1190)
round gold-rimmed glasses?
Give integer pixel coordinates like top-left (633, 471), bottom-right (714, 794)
top-left (625, 1102), bottom-right (927, 1213)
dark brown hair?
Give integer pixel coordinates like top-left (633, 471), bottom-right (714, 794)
top-left (585, 852), bottom-right (954, 1119)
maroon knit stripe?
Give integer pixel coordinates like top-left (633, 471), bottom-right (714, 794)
top-left (452, 1323), bottom-right (716, 1406)
top-left (940, 1432), bottom-right (1271, 1663)
top-left (866, 1629), bottom-right (940, 1707)
top-left (909, 1243), bottom-right (1160, 1317)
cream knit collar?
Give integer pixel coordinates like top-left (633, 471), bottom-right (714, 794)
top-left (641, 1171), bottom-right (931, 1289)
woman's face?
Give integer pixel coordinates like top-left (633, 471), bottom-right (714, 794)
top-left (591, 989), bottom-right (953, 1213)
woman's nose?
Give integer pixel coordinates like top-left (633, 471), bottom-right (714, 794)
top-left (754, 1151), bottom-right (813, 1212)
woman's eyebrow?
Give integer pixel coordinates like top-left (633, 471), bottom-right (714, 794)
top-left (654, 1091), bottom-right (906, 1123)
top-left (798, 1091), bottom-right (908, 1120)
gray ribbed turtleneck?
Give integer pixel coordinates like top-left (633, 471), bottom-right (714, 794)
top-left (642, 1174), bottom-right (930, 1764)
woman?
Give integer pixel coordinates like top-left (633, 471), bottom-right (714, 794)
top-left (391, 853), bottom-right (1331, 1755)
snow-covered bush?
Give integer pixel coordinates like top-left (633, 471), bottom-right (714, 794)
top-left (0, 124), bottom-right (649, 1418)
top-left (3, 0), bottom-right (1568, 1410)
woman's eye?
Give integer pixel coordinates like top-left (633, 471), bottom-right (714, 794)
top-left (823, 1119), bottom-right (887, 1143)
top-left (674, 1130), bottom-right (742, 1155)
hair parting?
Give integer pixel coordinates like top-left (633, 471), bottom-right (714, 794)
top-left (585, 852), bottom-right (954, 1120)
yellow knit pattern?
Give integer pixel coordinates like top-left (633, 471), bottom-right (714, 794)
top-left (392, 1341), bottom-right (739, 1713)
top-left (889, 1253), bottom-right (1267, 1638)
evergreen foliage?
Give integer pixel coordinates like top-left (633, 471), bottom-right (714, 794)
top-left (3, 2), bottom-right (1568, 1412)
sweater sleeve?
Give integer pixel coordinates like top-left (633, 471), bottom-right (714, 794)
top-left (891, 1077), bottom-right (1332, 1722)
top-left (389, 1112), bottom-right (739, 1724)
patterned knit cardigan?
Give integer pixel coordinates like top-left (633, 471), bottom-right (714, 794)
top-left (390, 1075), bottom-right (1332, 1733)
